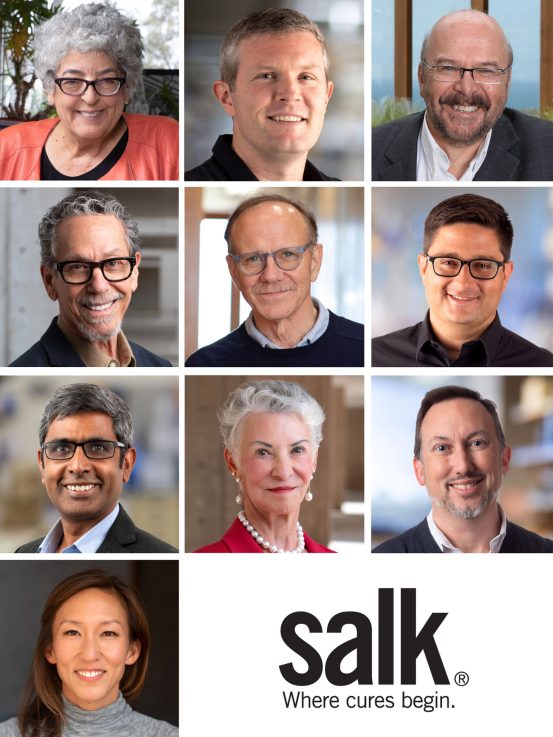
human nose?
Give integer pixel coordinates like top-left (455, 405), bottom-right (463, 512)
top-left (87, 264), bottom-right (111, 291)
top-left (450, 445), bottom-right (474, 474)
top-left (66, 445), bottom-right (91, 474)
top-left (80, 82), bottom-right (101, 104)
top-left (453, 68), bottom-right (480, 95)
top-left (452, 262), bottom-right (474, 283)
top-left (275, 73), bottom-right (301, 101)
top-left (271, 453), bottom-right (293, 479)
top-left (260, 253), bottom-right (282, 279)
top-left (80, 633), bottom-right (101, 660)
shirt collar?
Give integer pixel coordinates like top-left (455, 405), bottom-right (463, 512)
top-left (427, 505), bottom-right (507, 553)
top-left (39, 505), bottom-right (120, 553)
top-left (418, 113), bottom-right (492, 181)
top-left (416, 311), bottom-right (502, 365)
top-left (57, 317), bottom-right (136, 367)
top-left (244, 298), bottom-right (329, 349)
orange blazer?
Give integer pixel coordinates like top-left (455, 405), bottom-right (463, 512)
top-left (0, 113), bottom-right (179, 180)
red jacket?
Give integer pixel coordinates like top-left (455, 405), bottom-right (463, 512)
top-left (0, 113), bottom-right (178, 180)
top-left (194, 516), bottom-right (336, 553)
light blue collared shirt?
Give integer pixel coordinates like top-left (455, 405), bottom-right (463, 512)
top-left (245, 298), bottom-right (329, 349)
top-left (38, 505), bottom-right (120, 554)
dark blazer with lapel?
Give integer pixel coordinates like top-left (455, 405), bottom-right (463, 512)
top-left (14, 505), bottom-right (178, 553)
top-left (372, 107), bottom-right (553, 181)
top-left (372, 518), bottom-right (553, 553)
top-left (9, 317), bottom-right (171, 367)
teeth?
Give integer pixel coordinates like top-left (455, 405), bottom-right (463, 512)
top-left (77, 670), bottom-right (103, 677)
top-left (453, 105), bottom-right (477, 112)
top-left (78, 111), bottom-right (102, 117)
top-left (86, 302), bottom-right (114, 311)
top-left (449, 294), bottom-right (476, 301)
top-left (66, 484), bottom-right (95, 491)
top-left (271, 115), bottom-right (303, 122)
top-left (451, 481), bottom-right (479, 490)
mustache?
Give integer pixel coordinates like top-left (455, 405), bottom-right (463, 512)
top-left (78, 293), bottom-right (123, 307)
top-left (252, 283), bottom-right (296, 295)
top-left (439, 92), bottom-right (491, 110)
top-left (446, 472), bottom-right (484, 485)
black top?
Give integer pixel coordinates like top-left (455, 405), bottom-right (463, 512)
top-left (184, 134), bottom-right (340, 181)
top-left (185, 311), bottom-right (364, 367)
top-left (372, 312), bottom-right (553, 367)
top-left (372, 518), bottom-right (553, 553)
top-left (40, 128), bottom-right (128, 180)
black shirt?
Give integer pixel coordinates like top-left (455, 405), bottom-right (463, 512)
top-left (372, 312), bottom-right (553, 367)
top-left (184, 134), bottom-right (340, 181)
top-left (40, 128), bottom-right (128, 180)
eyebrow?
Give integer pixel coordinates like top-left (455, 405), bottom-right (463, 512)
top-left (45, 436), bottom-right (116, 443)
top-left (427, 430), bottom-right (491, 444)
top-left (58, 618), bottom-right (123, 627)
top-left (249, 439), bottom-right (310, 447)
top-left (432, 57), bottom-right (504, 67)
top-left (59, 67), bottom-right (119, 76)
top-left (429, 252), bottom-right (503, 260)
top-left (60, 249), bottom-right (131, 261)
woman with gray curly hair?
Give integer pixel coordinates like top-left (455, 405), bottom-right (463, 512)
top-left (0, 3), bottom-right (178, 180)
top-left (195, 380), bottom-right (336, 553)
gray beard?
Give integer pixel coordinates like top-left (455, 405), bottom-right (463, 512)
top-left (77, 320), bottom-right (121, 343)
top-left (439, 488), bottom-right (497, 520)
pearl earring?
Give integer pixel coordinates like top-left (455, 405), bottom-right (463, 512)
top-left (233, 474), bottom-right (243, 505)
top-left (305, 473), bottom-right (314, 501)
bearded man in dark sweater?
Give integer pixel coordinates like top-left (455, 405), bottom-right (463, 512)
top-left (185, 194), bottom-right (364, 367)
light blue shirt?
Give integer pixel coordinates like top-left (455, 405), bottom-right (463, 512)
top-left (38, 504), bottom-right (120, 553)
top-left (245, 298), bottom-right (329, 349)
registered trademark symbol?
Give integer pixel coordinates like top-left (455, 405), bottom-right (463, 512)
top-left (454, 671), bottom-right (469, 686)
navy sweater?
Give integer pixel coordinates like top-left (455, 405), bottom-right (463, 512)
top-left (185, 311), bottom-right (364, 367)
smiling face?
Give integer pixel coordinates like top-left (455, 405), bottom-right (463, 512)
top-left (39, 411), bottom-right (136, 531)
top-left (45, 588), bottom-right (140, 711)
top-left (418, 222), bottom-right (513, 341)
top-left (226, 201), bottom-right (322, 332)
top-left (215, 31), bottom-right (333, 170)
top-left (419, 12), bottom-right (511, 147)
top-left (414, 398), bottom-right (511, 521)
top-left (41, 214), bottom-right (140, 347)
top-left (48, 50), bottom-right (127, 145)
top-left (224, 411), bottom-right (317, 521)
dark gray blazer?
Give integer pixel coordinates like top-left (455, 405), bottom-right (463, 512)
top-left (372, 107), bottom-right (553, 181)
top-left (14, 504), bottom-right (178, 553)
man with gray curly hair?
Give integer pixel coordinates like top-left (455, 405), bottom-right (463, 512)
top-left (185, 8), bottom-right (336, 181)
top-left (16, 383), bottom-right (177, 553)
top-left (10, 190), bottom-right (171, 367)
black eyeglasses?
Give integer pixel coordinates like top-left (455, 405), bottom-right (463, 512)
top-left (54, 77), bottom-right (126, 96)
top-left (42, 440), bottom-right (126, 461)
top-left (421, 59), bottom-right (511, 85)
top-left (229, 244), bottom-right (314, 276)
top-left (56, 257), bottom-right (137, 284)
top-left (426, 255), bottom-right (506, 280)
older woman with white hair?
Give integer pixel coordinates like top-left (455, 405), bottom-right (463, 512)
top-left (0, 2), bottom-right (178, 180)
top-left (195, 380), bottom-right (336, 553)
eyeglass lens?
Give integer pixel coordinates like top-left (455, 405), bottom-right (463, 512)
top-left (237, 246), bottom-right (308, 275)
top-left (60, 258), bottom-right (134, 284)
top-left (431, 257), bottom-right (500, 279)
top-left (43, 440), bottom-right (120, 460)
top-left (58, 78), bottom-right (123, 96)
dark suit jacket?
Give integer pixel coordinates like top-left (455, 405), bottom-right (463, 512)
top-left (9, 317), bottom-right (172, 367)
top-left (15, 504), bottom-right (178, 553)
top-left (372, 518), bottom-right (553, 553)
top-left (372, 107), bottom-right (553, 181)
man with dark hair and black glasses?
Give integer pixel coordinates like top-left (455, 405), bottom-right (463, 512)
top-left (372, 9), bottom-right (553, 181)
top-left (185, 194), bottom-right (364, 366)
top-left (15, 383), bottom-right (177, 554)
top-left (10, 190), bottom-right (171, 367)
top-left (373, 193), bottom-right (553, 367)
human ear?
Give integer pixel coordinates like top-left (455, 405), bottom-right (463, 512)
top-left (125, 639), bottom-right (141, 666)
top-left (213, 81), bottom-right (235, 117)
top-left (413, 456), bottom-right (426, 486)
top-left (41, 264), bottom-right (59, 301)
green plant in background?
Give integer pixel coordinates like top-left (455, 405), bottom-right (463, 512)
top-left (372, 97), bottom-right (421, 126)
top-left (0, 0), bottom-right (60, 120)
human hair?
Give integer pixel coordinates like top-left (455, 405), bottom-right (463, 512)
top-left (219, 8), bottom-right (329, 88)
top-left (39, 190), bottom-right (140, 268)
top-left (224, 194), bottom-right (318, 253)
top-left (414, 385), bottom-right (506, 459)
top-left (423, 194), bottom-right (514, 261)
top-left (39, 383), bottom-right (133, 450)
top-left (419, 10), bottom-right (514, 67)
top-left (34, 2), bottom-right (144, 96)
top-left (218, 380), bottom-right (325, 456)
top-left (18, 569), bottom-right (150, 737)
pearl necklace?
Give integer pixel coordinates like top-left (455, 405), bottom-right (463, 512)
top-left (238, 510), bottom-right (305, 553)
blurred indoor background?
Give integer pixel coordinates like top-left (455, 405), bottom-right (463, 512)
top-left (372, 375), bottom-right (553, 548)
top-left (185, 374), bottom-right (364, 552)
top-left (0, 376), bottom-right (179, 552)
top-left (372, 186), bottom-right (553, 353)
top-left (0, 187), bottom-right (178, 366)
top-left (185, 185), bottom-right (364, 359)
top-left (185, 0), bottom-right (364, 180)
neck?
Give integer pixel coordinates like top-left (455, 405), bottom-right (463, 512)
top-left (47, 117), bottom-right (126, 175)
top-left (432, 502), bottom-right (501, 553)
top-left (231, 135), bottom-right (307, 181)
top-left (58, 505), bottom-right (117, 552)
top-left (426, 118), bottom-right (484, 179)
top-left (243, 502), bottom-right (301, 552)
top-left (252, 300), bottom-right (318, 348)
top-left (428, 311), bottom-right (495, 360)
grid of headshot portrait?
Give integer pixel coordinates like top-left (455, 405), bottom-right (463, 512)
top-left (0, 1), bottom-right (180, 735)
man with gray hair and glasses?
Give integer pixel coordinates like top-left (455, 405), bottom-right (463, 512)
top-left (185, 8), bottom-right (337, 181)
top-left (10, 190), bottom-right (171, 367)
top-left (16, 383), bottom-right (177, 553)
top-left (185, 194), bottom-right (364, 366)
top-left (372, 9), bottom-right (553, 181)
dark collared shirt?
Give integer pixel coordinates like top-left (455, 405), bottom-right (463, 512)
top-left (184, 134), bottom-right (340, 181)
top-left (372, 312), bottom-right (553, 367)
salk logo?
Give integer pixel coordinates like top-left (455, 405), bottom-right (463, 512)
top-left (280, 588), bottom-right (449, 685)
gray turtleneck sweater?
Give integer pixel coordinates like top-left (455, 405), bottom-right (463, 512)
top-left (0, 693), bottom-right (178, 736)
